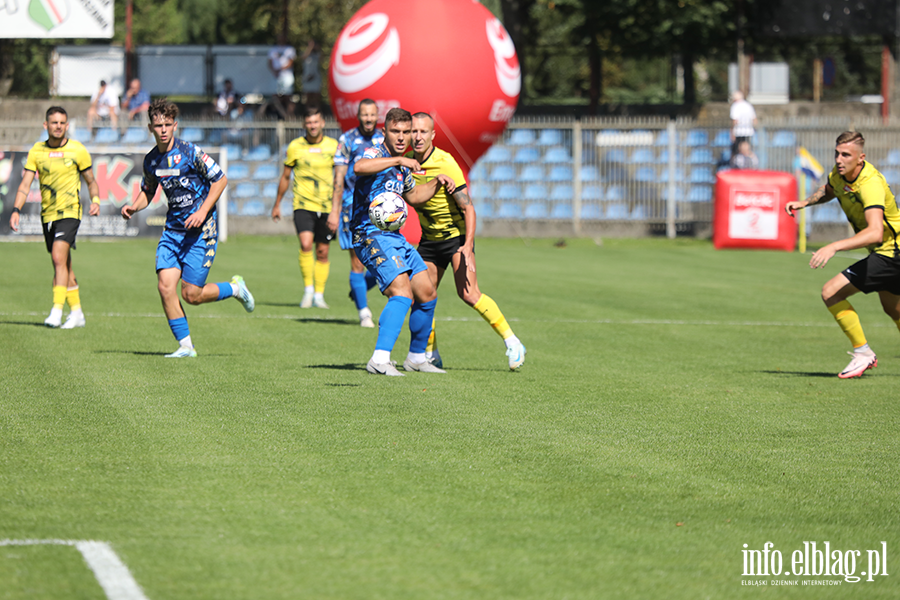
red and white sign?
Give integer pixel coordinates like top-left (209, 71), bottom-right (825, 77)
top-left (714, 170), bottom-right (798, 251)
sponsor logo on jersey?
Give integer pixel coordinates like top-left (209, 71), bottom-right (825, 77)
top-left (48, 152), bottom-right (64, 158)
top-left (844, 185), bottom-right (853, 193)
top-left (486, 17), bottom-right (521, 98)
top-left (332, 13), bottom-right (400, 93)
top-left (156, 168), bottom-right (180, 177)
top-left (309, 148), bottom-right (321, 153)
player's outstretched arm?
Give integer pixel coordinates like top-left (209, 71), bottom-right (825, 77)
top-left (185, 176), bottom-right (227, 230)
top-left (355, 156), bottom-right (420, 175)
top-left (272, 165), bottom-right (292, 222)
top-left (82, 168), bottom-right (101, 216)
top-left (810, 206), bottom-right (884, 269)
top-left (9, 170), bottom-right (36, 232)
top-left (785, 183), bottom-right (835, 217)
top-left (452, 188), bottom-right (477, 273)
top-left (404, 174), bottom-right (456, 207)
top-left (327, 164), bottom-right (347, 233)
top-left (122, 190), bottom-right (151, 220)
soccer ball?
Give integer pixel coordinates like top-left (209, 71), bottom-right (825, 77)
top-left (368, 191), bottom-right (408, 232)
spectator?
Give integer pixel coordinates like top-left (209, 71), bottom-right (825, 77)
top-left (268, 35), bottom-right (296, 119)
top-left (730, 140), bottom-right (759, 170)
top-left (121, 78), bottom-right (150, 125)
top-left (301, 40), bottom-right (322, 109)
top-left (87, 80), bottom-right (118, 131)
top-left (730, 90), bottom-right (757, 155)
top-left (214, 79), bottom-right (243, 119)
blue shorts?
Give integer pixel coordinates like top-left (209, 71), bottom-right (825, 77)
top-left (156, 228), bottom-right (218, 287)
top-left (355, 231), bottom-right (427, 292)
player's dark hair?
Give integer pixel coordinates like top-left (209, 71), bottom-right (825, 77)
top-left (45, 106), bottom-right (67, 121)
top-left (304, 105), bottom-right (322, 119)
top-left (836, 131), bottom-right (865, 148)
top-left (384, 107), bottom-right (412, 128)
top-left (357, 98), bottom-right (377, 114)
top-left (148, 98), bottom-right (178, 122)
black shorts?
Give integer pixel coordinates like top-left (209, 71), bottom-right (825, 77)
top-left (842, 252), bottom-right (900, 295)
top-left (42, 218), bottom-right (80, 253)
top-left (293, 209), bottom-right (333, 244)
top-left (417, 236), bottom-right (472, 271)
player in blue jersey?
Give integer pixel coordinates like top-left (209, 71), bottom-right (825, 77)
top-left (327, 99), bottom-right (384, 328)
top-left (352, 107), bottom-right (456, 376)
top-left (121, 98), bottom-right (255, 358)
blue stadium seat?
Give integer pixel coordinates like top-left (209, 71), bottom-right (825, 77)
top-left (469, 162), bottom-right (488, 180)
top-left (712, 130), bottom-right (732, 147)
top-left (122, 128), bottom-right (148, 144)
top-left (223, 143), bottom-right (242, 161)
top-left (543, 147), bottom-right (572, 163)
top-left (494, 183), bottom-right (520, 201)
top-left (687, 186), bottom-right (713, 202)
top-left (262, 182), bottom-right (278, 197)
top-left (497, 202), bottom-right (522, 219)
top-left (478, 201), bottom-right (494, 218)
top-left (634, 167), bottom-right (656, 183)
top-left (689, 167), bottom-right (715, 184)
top-left (519, 165), bottom-right (544, 182)
top-left (538, 129), bottom-right (563, 146)
top-left (550, 203), bottom-right (573, 219)
top-left (631, 205), bottom-right (648, 220)
top-left (604, 149), bottom-right (627, 163)
top-left (688, 148), bottom-right (714, 164)
top-left (227, 200), bottom-right (238, 215)
top-left (71, 128), bottom-right (91, 143)
top-left (579, 165), bottom-right (601, 182)
top-left (654, 130), bottom-right (671, 146)
top-left (483, 145), bottom-right (512, 163)
top-left (206, 130), bottom-right (223, 145)
top-left (656, 149), bottom-right (682, 164)
top-left (234, 182), bottom-right (258, 198)
top-left (581, 185), bottom-right (603, 201)
top-left (660, 186), bottom-right (684, 201)
top-left (549, 185), bottom-right (573, 202)
top-left (661, 169), bottom-right (685, 183)
top-left (253, 164), bottom-right (278, 180)
top-left (508, 129), bottom-right (536, 145)
top-left (228, 163), bottom-right (250, 179)
top-left (810, 203), bottom-right (844, 223)
top-left (630, 148), bottom-right (655, 163)
top-left (247, 145), bottom-right (272, 161)
top-left (524, 202), bottom-right (548, 218)
top-left (239, 200), bottom-right (267, 216)
top-left (685, 130), bottom-right (709, 147)
top-left (94, 128), bottom-right (119, 144)
top-left (580, 204), bottom-right (603, 220)
top-left (279, 198), bottom-right (292, 215)
top-left (488, 164), bottom-right (516, 182)
top-left (181, 128), bottom-right (204, 143)
top-left (604, 203), bottom-right (629, 219)
top-left (771, 130), bottom-right (797, 148)
top-left (882, 169), bottom-right (900, 186)
top-left (547, 165), bottom-right (572, 182)
top-left (606, 185), bottom-right (625, 202)
top-left (514, 147), bottom-right (541, 163)
top-left (524, 184), bottom-right (548, 201)
top-left (885, 149), bottom-right (900, 166)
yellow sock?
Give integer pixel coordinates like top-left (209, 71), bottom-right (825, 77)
top-left (52, 285), bottom-right (66, 310)
top-left (66, 286), bottom-right (81, 311)
top-left (299, 250), bottom-right (314, 288)
top-left (473, 294), bottom-right (513, 340)
top-left (828, 300), bottom-right (867, 348)
top-left (314, 260), bottom-right (330, 294)
top-left (427, 317), bottom-right (436, 353)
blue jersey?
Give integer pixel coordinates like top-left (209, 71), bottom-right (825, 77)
top-left (351, 144), bottom-right (415, 245)
top-left (335, 126), bottom-right (385, 208)
top-left (140, 138), bottom-right (225, 235)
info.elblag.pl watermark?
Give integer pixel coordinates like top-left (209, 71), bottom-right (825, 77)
top-left (742, 542), bottom-right (888, 586)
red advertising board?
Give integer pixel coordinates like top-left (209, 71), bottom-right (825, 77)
top-left (713, 170), bottom-right (798, 251)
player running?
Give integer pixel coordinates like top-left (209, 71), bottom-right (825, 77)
top-left (121, 98), bottom-right (254, 358)
top-left (409, 112), bottom-right (526, 370)
top-left (327, 99), bottom-right (384, 327)
top-left (352, 107), bottom-right (455, 376)
top-left (785, 131), bottom-right (900, 378)
top-left (10, 106), bottom-right (100, 329)
top-left (272, 106), bottom-right (338, 309)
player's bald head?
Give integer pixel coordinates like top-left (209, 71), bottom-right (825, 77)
top-left (412, 112), bottom-right (434, 131)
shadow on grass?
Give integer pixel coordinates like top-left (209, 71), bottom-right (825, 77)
top-left (294, 317), bottom-right (358, 326)
top-left (257, 302), bottom-right (299, 308)
top-left (759, 369), bottom-right (890, 378)
top-left (0, 321), bottom-right (52, 328)
top-left (94, 349), bottom-right (232, 357)
top-left (308, 363), bottom-right (364, 371)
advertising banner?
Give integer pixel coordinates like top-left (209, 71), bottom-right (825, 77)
top-left (0, 0), bottom-right (113, 39)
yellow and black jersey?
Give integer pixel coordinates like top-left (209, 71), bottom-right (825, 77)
top-left (285, 136), bottom-right (338, 213)
top-left (24, 139), bottom-right (92, 223)
top-left (411, 146), bottom-right (468, 242)
top-left (828, 162), bottom-right (900, 257)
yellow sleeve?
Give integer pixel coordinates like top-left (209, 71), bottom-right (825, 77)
top-left (284, 141), bottom-right (298, 168)
top-left (859, 177), bottom-right (886, 209)
top-left (444, 154), bottom-right (467, 188)
top-left (75, 143), bottom-right (92, 171)
top-left (24, 145), bottom-right (38, 172)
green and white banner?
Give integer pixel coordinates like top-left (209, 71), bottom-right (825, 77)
top-left (0, 0), bottom-right (113, 39)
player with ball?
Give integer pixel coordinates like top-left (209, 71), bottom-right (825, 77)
top-left (352, 107), bottom-right (456, 376)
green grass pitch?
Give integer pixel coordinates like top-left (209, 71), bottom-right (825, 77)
top-left (1, 235), bottom-right (898, 599)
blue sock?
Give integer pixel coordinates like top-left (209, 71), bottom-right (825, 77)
top-left (365, 271), bottom-right (377, 290)
top-left (168, 317), bottom-right (190, 341)
top-left (408, 298), bottom-right (436, 353)
top-left (375, 296), bottom-right (412, 352)
top-left (349, 271), bottom-right (369, 310)
top-left (215, 282), bottom-right (234, 300)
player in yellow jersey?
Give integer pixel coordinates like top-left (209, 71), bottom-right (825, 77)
top-left (271, 106), bottom-right (338, 308)
top-left (407, 112), bottom-right (526, 370)
top-left (786, 131), bottom-right (900, 378)
top-left (9, 106), bottom-right (100, 329)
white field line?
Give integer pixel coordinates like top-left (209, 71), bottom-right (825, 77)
top-left (1, 310), bottom-right (891, 328)
top-left (0, 539), bottom-right (149, 600)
